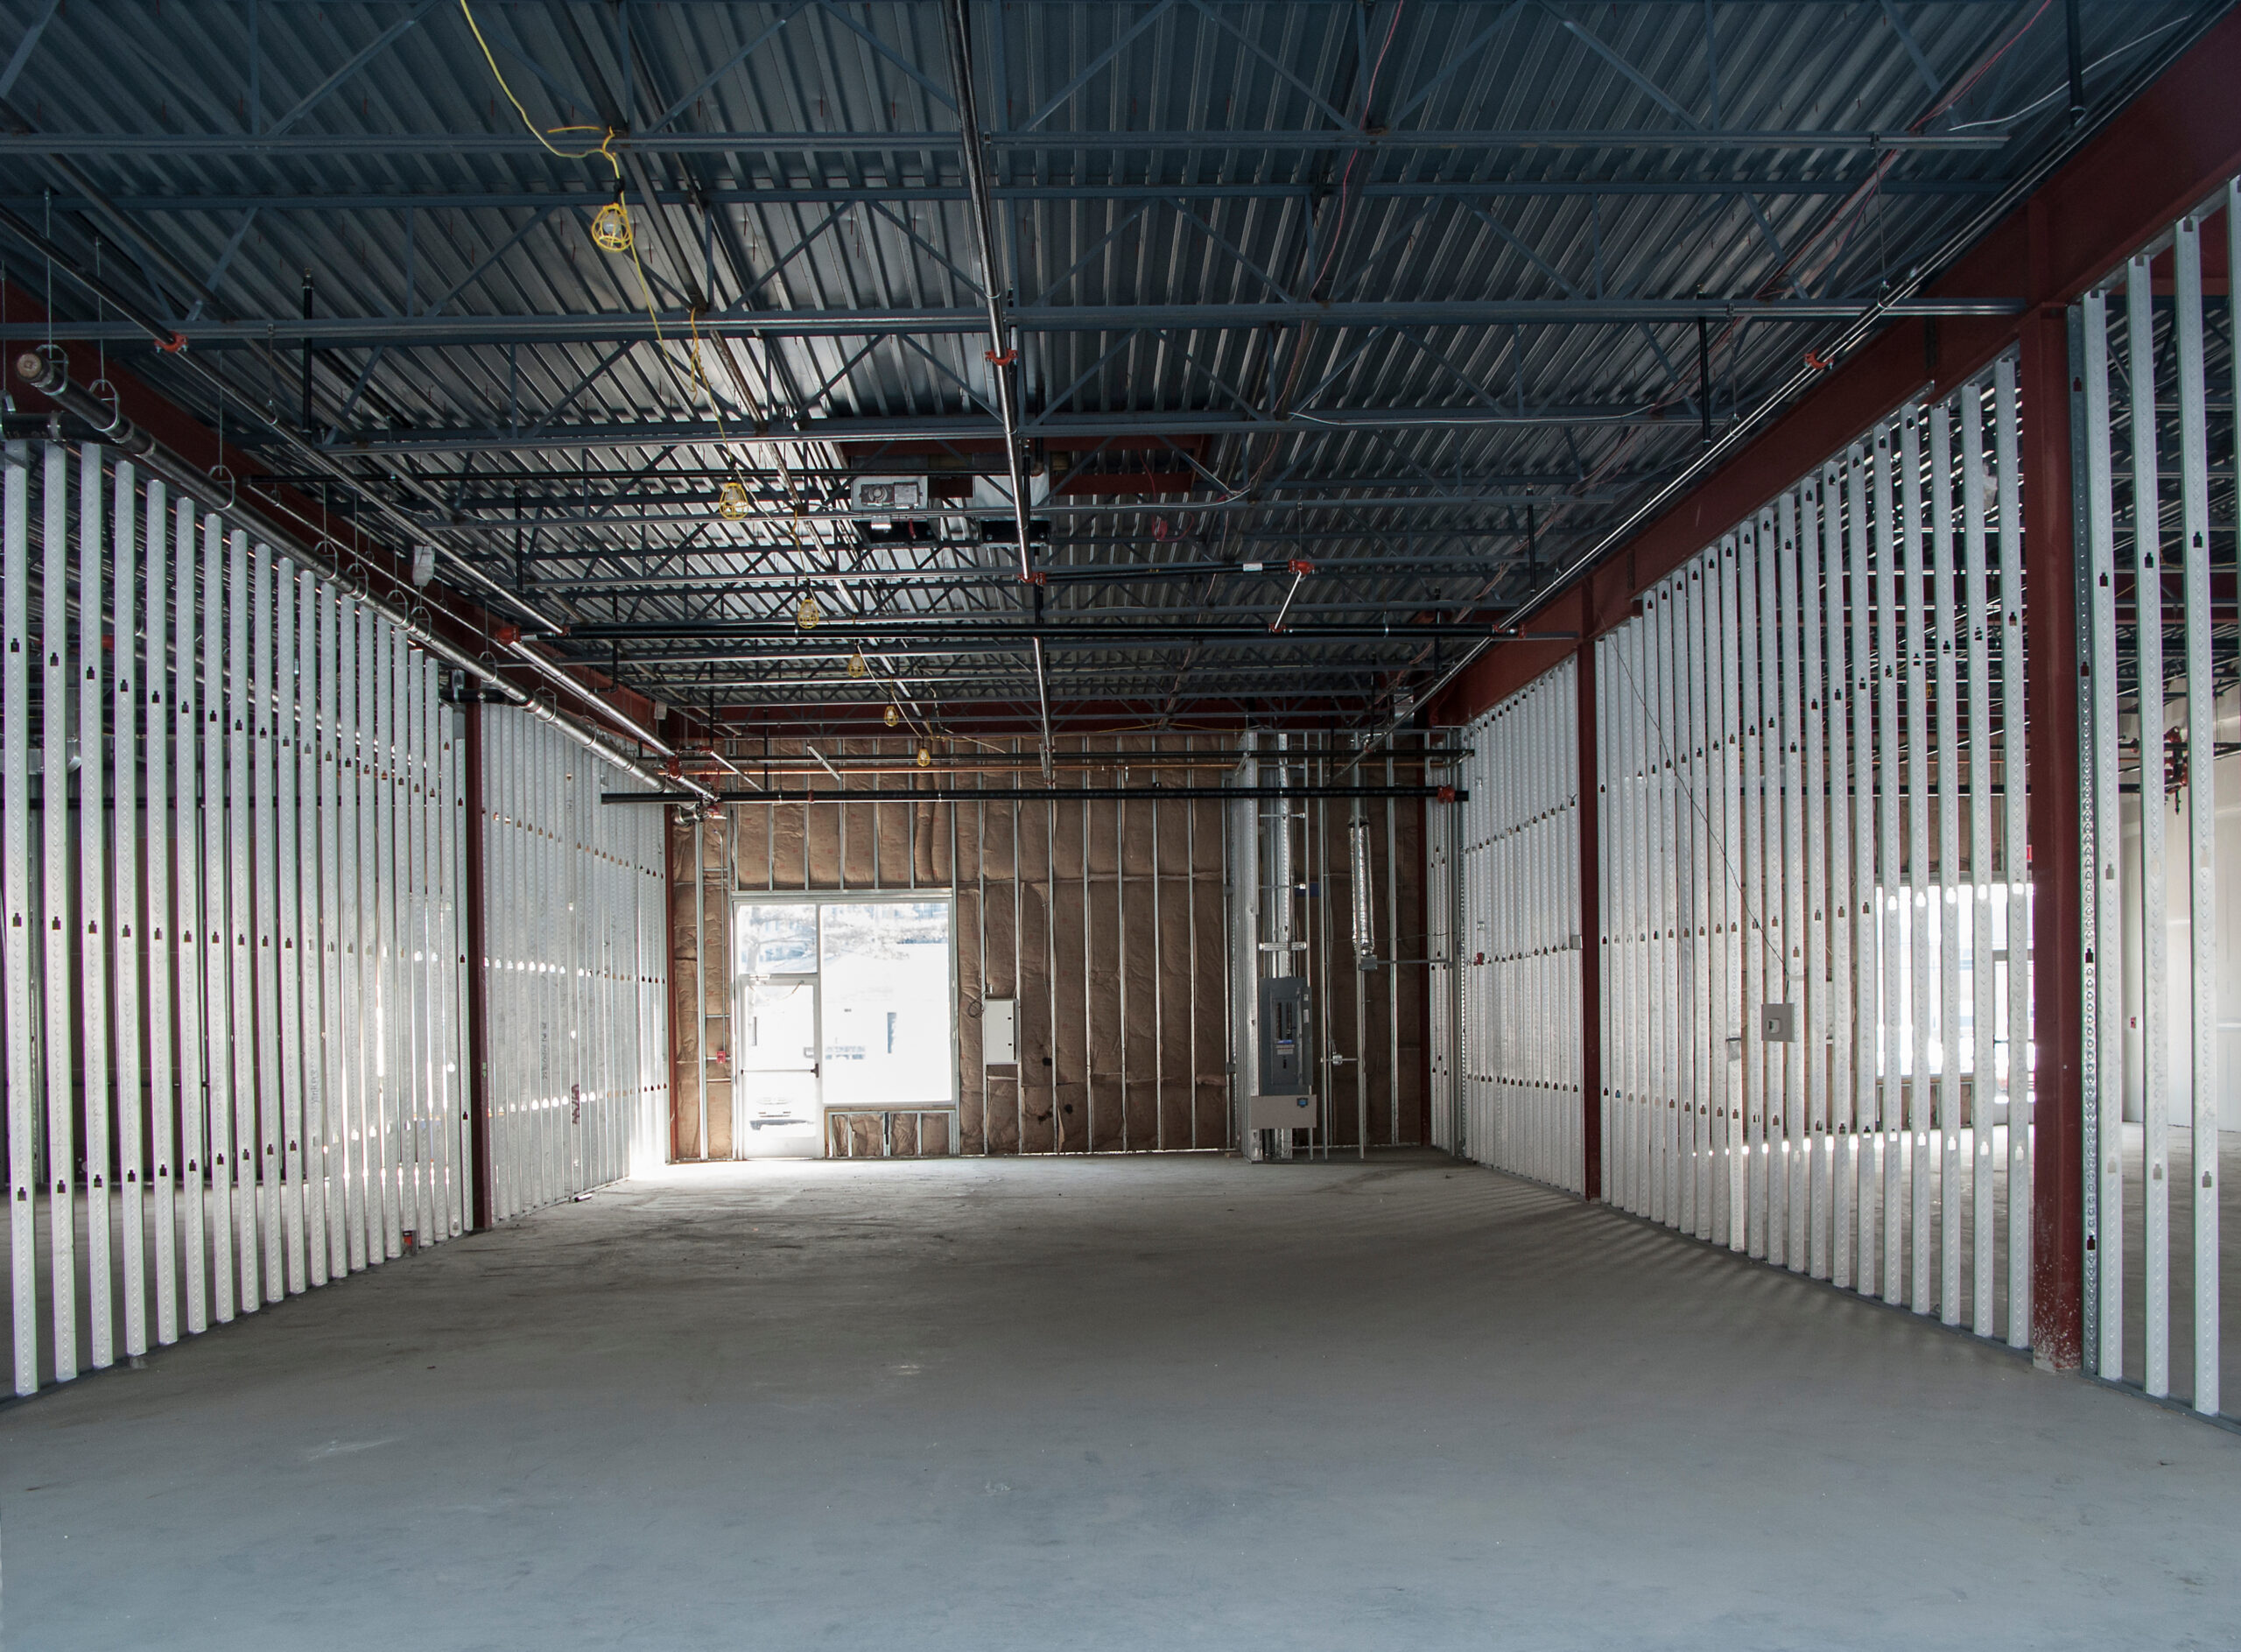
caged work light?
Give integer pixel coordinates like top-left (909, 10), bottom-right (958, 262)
top-left (590, 198), bottom-right (632, 253)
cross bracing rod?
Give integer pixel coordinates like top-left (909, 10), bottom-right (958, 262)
top-left (10, 297), bottom-right (2021, 346)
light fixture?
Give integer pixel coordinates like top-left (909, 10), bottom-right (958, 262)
top-left (718, 481), bottom-right (751, 519)
top-left (590, 199), bottom-right (633, 253)
top-left (917, 746), bottom-right (931, 769)
top-left (883, 703), bottom-right (900, 728)
top-left (847, 650), bottom-right (868, 679)
top-left (796, 594), bottom-right (822, 629)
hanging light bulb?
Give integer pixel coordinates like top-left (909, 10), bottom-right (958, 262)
top-left (718, 480), bottom-right (752, 520)
top-left (795, 594), bottom-right (822, 629)
top-left (590, 198), bottom-right (633, 253)
top-left (917, 746), bottom-right (932, 769)
top-left (846, 650), bottom-right (868, 679)
top-left (883, 703), bottom-right (900, 728)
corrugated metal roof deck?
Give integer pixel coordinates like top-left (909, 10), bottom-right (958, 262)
top-left (0, 0), bottom-right (2215, 732)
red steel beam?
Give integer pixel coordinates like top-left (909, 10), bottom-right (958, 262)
top-left (2020, 298), bottom-right (2086, 1368)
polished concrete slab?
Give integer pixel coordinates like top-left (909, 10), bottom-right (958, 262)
top-left (4, 1151), bottom-right (2237, 1650)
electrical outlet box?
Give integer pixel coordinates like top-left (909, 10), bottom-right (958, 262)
top-left (983, 997), bottom-right (1016, 1066)
top-left (1258, 977), bottom-right (1310, 1094)
top-left (1760, 1003), bottom-right (1797, 1044)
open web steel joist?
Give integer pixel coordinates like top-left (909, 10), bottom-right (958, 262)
top-left (0, 0), bottom-right (2218, 739)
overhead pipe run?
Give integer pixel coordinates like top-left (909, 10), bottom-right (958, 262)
top-left (11, 298), bottom-right (2027, 348)
top-left (672, 749), bottom-right (1465, 774)
top-left (0, 199), bottom-right (563, 638)
top-left (568, 620), bottom-right (1559, 646)
top-left (499, 636), bottom-right (678, 759)
top-left (938, 0), bottom-right (1053, 767)
top-left (603, 784), bottom-right (1465, 805)
top-left (0, 127), bottom-right (2014, 158)
top-left (11, 350), bottom-right (700, 800)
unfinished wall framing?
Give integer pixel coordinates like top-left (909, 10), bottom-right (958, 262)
top-left (664, 735), bottom-right (1426, 1158)
top-left (1592, 364), bottom-right (2033, 1341)
top-left (1, 440), bottom-right (468, 1395)
top-left (479, 707), bottom-right (670, 1222)
top-left (2075, 179), bottom-right (2240, 1418)
top-left (1454, 663), bottom-right (1584, 1192)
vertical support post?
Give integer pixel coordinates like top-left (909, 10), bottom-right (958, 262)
top-left (1385, 756), bottom-right (1400, 1147)
top-left (79, 446), bottom-right (114, 1367)
top-left (2174, 213), bottom-right (2219, 1416)
top-left (1577, 636), bottom-right (1603, 1202)
top-left (2023, 302), bottom-right (2084, 1371)
top-left (2079, 292), bottom-right (2121, 1374)
top-left (43, 441), bottom-right (78, 1371)
top-left (692, 801), bottom-right (706, 1159)
top-left (464, 699), bottom-right (493, 1230)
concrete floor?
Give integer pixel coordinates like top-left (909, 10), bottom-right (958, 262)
top-left (4, 1151), bottom-right (2237, 1651)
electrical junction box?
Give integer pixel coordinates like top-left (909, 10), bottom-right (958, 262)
top-left (982, 997), bottom-right (1016, 1066)
top-left (850, 475), bottom-right (927, 518)
top-left (1761, 1003), bottom-right (1797, 1044)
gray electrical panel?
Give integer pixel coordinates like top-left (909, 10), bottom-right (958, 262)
top-left (1258, 977), bottom-right (1310, 1094)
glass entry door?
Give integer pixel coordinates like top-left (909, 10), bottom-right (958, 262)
top-left (731, 896), bottom-right (956, 1157)
top-left (733, 903), bottom-right (823, 1157)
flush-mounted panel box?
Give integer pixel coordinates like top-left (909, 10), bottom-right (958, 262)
top-left (983, 997), bottom-right (1016, 1066)
top-left (1258, 977), bottom-right (1310, 1094)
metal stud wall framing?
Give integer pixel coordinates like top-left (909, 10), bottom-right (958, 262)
top-left (1590, 368), bottom-right (2031, 1339)
top-left (0, 440), bottom-right (472, 1394)
top-left (664, 737), bottom-right (1424, 1158)
top-left (1455, 664), bottom-right (1584, 1192)
top-left (2075, 181), bottom-right (2238, 1419)
top-left (480, 708), bottom-right (669, 1223)
top-left (1427, 752), bottom-right (1459, 1155)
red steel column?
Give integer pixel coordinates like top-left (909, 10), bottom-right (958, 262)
top-left (462, 698), bottom-right (495, 1231)
top-left (2021, 294), bottom-right (2085, 1369)
top-left (1576, 641), bottom-right (1603, 1201)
